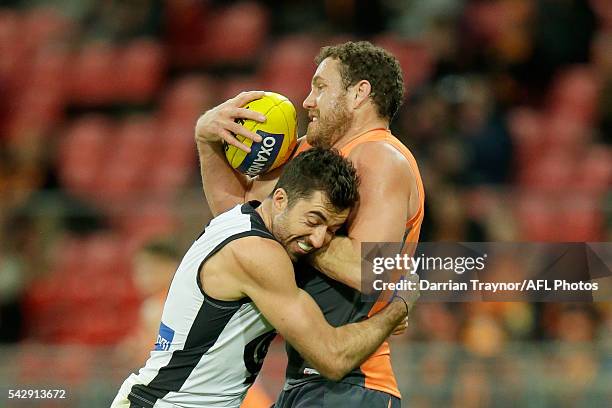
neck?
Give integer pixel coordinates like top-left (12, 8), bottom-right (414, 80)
top-left (333, 114), bottom-right (388, 150)
top-left (256, 199), bottom-right (274, 232)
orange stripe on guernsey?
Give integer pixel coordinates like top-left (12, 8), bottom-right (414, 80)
top-left (295, 129), bottom-right (425, 399)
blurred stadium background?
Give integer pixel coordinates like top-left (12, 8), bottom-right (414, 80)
top-left (0, 0), bottom-right (610, 406)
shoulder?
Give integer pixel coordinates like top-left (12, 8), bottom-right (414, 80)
top-left (225, 236), bottom-right (292, 282)
top-left (348, 140), bottom-right (412, 180)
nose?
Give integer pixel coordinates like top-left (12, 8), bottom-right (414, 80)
top-left (303, 89), bottom-right (315, 110)
top-left (309, 226), bottom-right (329, 249)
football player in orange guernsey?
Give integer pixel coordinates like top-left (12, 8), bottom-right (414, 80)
top-left (195, 41), bottom-right (424, 407)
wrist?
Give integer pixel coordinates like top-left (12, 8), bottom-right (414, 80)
top-left (197, 138), bottom-right (224, 155)
top-left (196, 135), bottom-right (222, 147)
top-left (391, 295), bottom-right (410, 316)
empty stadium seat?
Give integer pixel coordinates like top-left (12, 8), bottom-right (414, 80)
top-left (116, 39), bottom-right (166, 104)
top-left (543, 114), bottom-right (591, 152)
top-left (164, 0), bottom-right (211, 68)
top-left (508, 107), bottom-right (548, 176)
top-left (28, 47), bottom-right (69, 95)
top-left (548, 66), bottom-right (599, 126)
top-left (118, 200), bottom-right (179, 250)
top-left (520, 151), bottom-right (576, 192)
top-left (0, 9), bottom-right (26, 83)
top-left (69, 42), bottom-right (118, 105)
top-left (58, 115), bottom-right (114, 198)
top-left (160, 75), bottom-right (218, 123)
top-left (202, 1), bottom-right (269, 66)
top-left (7, 87), bottom-right (64, 139)
top-left (220, 75), bottom-right (262, 102)
top-left (23, 232), bottom-right (140, 345)
top-left (22, 6), bottom-right (73, 53)
top-left (259, 35), bottom-right (319, 104)
top-left (558, 195), bottom-right (603, 241)
top-left (373, 34), bottom-right (434, 96)
top-left (147, 120), bottom-right (196, 195)
top-left (98, 116), bottom-right (157, 203)
top-left (577, 145), bottom-right (612, 193)
top-left (515, 193), bottom-right (558, 241)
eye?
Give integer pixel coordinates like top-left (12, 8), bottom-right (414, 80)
top-left (312, 82), bottom-right (325, 91)
top-left (305, 220), bottom-right (317, 227)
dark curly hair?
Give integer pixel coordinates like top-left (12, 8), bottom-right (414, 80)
top-left (315, 41), bottom-right (404, 121)
top-left (273, 147), bottom-right (360, 211)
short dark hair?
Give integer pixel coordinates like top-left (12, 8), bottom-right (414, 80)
top-left (316, 41), bottom-right (404, 121)
top-left (273, 147), bottom-right (360, 211)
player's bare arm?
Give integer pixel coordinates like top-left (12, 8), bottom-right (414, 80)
top-left (310, 142), bottom-right (417, 291)
top-left (217, 236), bottom-right (407, 382)
top-left (195, 91), bottom-right (266, 215)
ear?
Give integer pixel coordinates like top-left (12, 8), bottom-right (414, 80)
top-left (272, 188), bottom-right (289, 211)
top-left (350, 80), bottom-right (372, 110)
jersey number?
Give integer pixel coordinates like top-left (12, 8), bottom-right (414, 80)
top-left (243, 331), bottom-right (276, 384)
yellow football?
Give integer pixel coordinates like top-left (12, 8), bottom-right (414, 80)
top-left (224, 92), bottom-right (297, 176)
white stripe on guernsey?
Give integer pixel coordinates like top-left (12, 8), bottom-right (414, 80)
top-left (164, 304), bottom-right (273, 407)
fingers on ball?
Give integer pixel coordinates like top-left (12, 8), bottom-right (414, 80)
top-left (227, 122), bottom-right (261, 142)
top-left (234, 90), bottom-right (266, 106)
top-left (232, 107), bottom-right (266, 123)
top-left (221, 129), bottom-right (251, 153)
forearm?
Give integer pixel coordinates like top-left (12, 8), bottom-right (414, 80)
top-left (310, 236), bottom-right (362, 291)
top-left (300, 300), bottom-right (406, 380)
top-left (197, 140), bottom-right (250, 216)
top-left (332, 300), bottom-right (405, 372)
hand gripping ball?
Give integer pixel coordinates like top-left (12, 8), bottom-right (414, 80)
top-left (224, 92), bottom-right (298, 177)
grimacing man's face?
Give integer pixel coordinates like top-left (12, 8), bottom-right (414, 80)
top-left (271, 190), bottom-right (348, 262)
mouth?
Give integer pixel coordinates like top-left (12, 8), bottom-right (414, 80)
top-left (296, 240), bottom-right (314, 254)
top-left (308, 113), bottom-right (318, 123)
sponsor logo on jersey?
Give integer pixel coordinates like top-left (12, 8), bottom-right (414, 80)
top-left (155, 322), bottom-right (175, 351)
top-left (303, 368), bottom-right (320, 375)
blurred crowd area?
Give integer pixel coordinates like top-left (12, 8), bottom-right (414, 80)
top-left (0, 0), bottom-right (611, 405)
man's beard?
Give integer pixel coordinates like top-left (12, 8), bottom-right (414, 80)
top-left (307, 97), bottom-right (353, 149)
top-left (272, 211), bottom-right (298, 262)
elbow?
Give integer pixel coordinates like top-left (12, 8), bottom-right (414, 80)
top-left (316, 346), bottom-right (352, 381)
top-left (341, 259), bottom-right (362, 292)
top-left (346, 275), bottom-right (362, 292)
top-left (317, 364), bottom-right (347, 382)
top-left (325, 371), bottom-right (345, 382)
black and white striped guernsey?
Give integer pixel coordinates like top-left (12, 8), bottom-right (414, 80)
top-left (112, 201), bottom-right (277, 408)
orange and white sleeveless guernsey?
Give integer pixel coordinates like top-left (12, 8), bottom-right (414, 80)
top-left (284, 128), bottom-right (425, 399)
